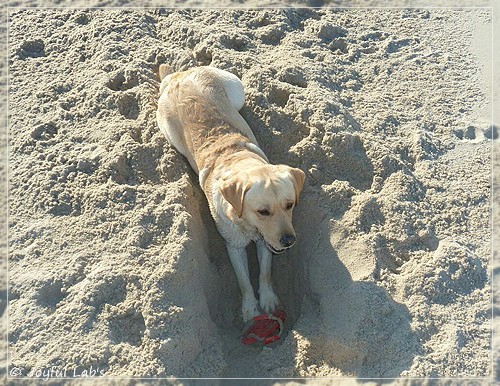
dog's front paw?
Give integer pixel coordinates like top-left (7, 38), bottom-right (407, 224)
top-left (259, 287), bottom-right (280, 313)
top-left (242, 296), bottom-right (260, 322)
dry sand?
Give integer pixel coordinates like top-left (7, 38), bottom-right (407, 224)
top-left (3, 3), bottom-right (496, 384)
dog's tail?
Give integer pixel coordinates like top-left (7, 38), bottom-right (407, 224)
top-left (159, 64), bottom-right (174, 81)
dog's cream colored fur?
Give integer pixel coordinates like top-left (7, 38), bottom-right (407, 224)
top-left (157, 65), bottom-right (305, 321)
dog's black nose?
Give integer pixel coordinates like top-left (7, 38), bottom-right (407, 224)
top-left (280, 234), bottom-right (296, 248)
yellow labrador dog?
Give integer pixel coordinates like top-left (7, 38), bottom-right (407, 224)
top-left (156, 65), bottom-right (305, 321)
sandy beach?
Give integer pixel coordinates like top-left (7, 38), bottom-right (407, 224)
top-left (3, 3), bottom-right (497, 383)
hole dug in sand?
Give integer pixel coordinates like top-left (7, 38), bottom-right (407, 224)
top-left (170, 118), bottom-right (417, 375)
top-left (189, 168), bottom-right (420, 377)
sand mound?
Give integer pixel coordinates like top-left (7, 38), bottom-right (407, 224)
top-left (7, 8), bottom-right (492, 379)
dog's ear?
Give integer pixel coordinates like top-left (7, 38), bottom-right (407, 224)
top-left (288, 167), bottom-right (306, 205)
top-left (159, 64), bottom-right (174, 80)
top-left (220, 174), bottom-right (251, 218)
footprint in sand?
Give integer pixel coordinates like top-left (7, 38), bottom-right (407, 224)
top-left (454, 124), bottom-right (497, 142)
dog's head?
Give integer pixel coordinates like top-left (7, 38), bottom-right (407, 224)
top-left (220, 165), bottom-right (305, 254)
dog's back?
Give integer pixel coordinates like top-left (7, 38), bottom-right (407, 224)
top-left (156, 66), bottom-right (260, 173)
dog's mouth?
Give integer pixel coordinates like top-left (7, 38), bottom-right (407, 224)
top-left (266, 241), bottom-right (287, 255)
top-left (257, 229), bottom-right (291, 255)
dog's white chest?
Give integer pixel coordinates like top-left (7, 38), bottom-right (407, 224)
top-left (217, 217), bottom-right (260, 248)
top-left (210, 189), bottom-right (259, 248)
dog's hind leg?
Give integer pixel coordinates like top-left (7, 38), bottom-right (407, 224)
top-left (206, 67), bottom-right (245, 111)
top-left (201, 68), bottom-right (262, 149)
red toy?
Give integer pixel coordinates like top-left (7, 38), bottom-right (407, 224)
top-left (241, 310), bottom-right (286, 345)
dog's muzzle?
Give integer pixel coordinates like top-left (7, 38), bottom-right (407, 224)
top-left (257, 230), bottom-right (295, 255)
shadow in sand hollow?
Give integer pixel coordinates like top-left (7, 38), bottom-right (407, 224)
top-left (275, 176), bottom-right (422, 377)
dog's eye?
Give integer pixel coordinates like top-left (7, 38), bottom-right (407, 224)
top-left (258, 209), bottom-right (271, 216)
top-left (286, 202), bottom-right (294, 210)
